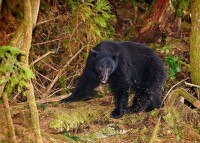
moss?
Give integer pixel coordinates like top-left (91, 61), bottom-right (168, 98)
top-left (49, 102), bottom-right (111, 131)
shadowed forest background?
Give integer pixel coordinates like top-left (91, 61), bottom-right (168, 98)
top-left (0, 0), bottom-right (200, 142)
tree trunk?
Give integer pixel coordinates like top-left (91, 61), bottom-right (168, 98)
top-left (0, 0), bottom-right (2, 13)
top-left (136, 0), bottom-right (181, 43)
top-left (4, 0), bottom-right (42, 142)
top-left (2, 92), bottom-right (17, 143)
top-left (190, 0), bottom-right (200, 95)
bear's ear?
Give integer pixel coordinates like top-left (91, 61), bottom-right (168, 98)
top-left (112, 52), bottom-right (119, 61)
top-left (90, 49), bottom-right (98, 57)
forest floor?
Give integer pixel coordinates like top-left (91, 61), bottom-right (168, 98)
top-left (1, 93), bottom-right (200, 142)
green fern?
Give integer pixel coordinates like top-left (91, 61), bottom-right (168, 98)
top-left (67, 0), bottom-right (115, 44)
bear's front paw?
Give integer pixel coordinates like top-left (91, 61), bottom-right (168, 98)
top-left (110, 109), bottom-right (124, 119)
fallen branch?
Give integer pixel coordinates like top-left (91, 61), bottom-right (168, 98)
top-left (164, 88), bottom-right (200, 113)
top-left (161, 78), bottom-right (189, 106)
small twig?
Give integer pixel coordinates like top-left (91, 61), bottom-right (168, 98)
top-left (41, 61), bottom-right (58, 71)
top-left (34, 86), bottom-right (44, 98)
top-left (48, 88), bottom-right (66, 98)
top-left (30, 51), bottom-right (55, 67)
top-left (11, 92), bottom-right (20, 103)
top-left (185, 82), bottom-right (200, 88)
top-left (34, 70), bottom-right (52, 81)
top-left (32, 37), bottom-right (66, 46)
top-left (161, 77), bottom-right (189, 106)
top-left (35, 81), bottom-right (46, 89)
top-left (36, 18), bottom-right (59, 26)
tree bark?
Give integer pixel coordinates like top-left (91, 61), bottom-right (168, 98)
top-left (135, 0), bottom-right (181, 43)
top-left (190, 0), bottom-right (200, 94)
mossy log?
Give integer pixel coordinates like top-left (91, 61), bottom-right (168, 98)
top-left (164, 88), bottom-right (200, 112)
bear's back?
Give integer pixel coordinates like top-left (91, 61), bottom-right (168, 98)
top-left (93, 41), bottom-right (155, 59)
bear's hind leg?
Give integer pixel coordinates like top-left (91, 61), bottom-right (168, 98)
top-left (127, 88), bottom-right (161, 113)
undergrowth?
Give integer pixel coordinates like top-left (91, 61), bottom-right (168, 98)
top-left (31, 0), bottom-right (115, 97)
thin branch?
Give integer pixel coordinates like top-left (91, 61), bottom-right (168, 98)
top-left (32, 37), bottom-right (66, 46)
top-left (185, 82), bottom-right (200, 88)
top-left (48, 88), bottom-right (67, 98)
top-left (11, 92), bottom-right (20, 103)
top-left (34, 70), bottom-right (52, 81)
top-left (36, 18), bottom-right (59, 26)
top-left (30, 51), bottom-right (55, 67)
top-left (41, 61), bottom-right (58, 71)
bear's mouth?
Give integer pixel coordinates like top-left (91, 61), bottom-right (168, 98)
top-left (100, 79), bottom-right (107, 84)
top-left (99, 76), bottom-right (108, 84)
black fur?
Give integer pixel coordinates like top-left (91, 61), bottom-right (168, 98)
top-left (60, 41), bottom-right (166, 118)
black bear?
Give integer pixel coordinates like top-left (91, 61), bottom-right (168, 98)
top-left (60, 41), bottom-right (166, 118)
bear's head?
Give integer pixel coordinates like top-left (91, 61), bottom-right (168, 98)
top-left (90, 49), bottom-right (119, 83)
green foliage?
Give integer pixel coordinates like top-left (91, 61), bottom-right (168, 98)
top-left (0, 46), bottom-right (34, 95)
top-left (173, 127), bottom-right (184, 142)
top-left (198, 127), bottom-right (200, 135)
top-left (165, 56), bottom-right (182, 80)
top-left (63, 132), bottom-right (79, 142)
top-left (38, 104), bottom-right (46, 110)
top-left (172, 0), bottom-right (191, 17)
top-left (151, 110), bottom-right (159, 117)
top-left (67, 0), bottom-right (115, 44)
